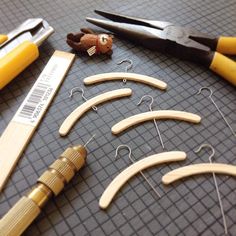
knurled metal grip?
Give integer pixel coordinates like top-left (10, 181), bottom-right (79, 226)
top-left (0, 196), bottom-right (40, 236)
top-left (61, 146), bottom-right (87, 171)
top-left (37, 146), bottom-right (87, 196)
top-left (50, 159), bottom-right (75, 182)
top-left (0, 145), bottom-right (87, 236)
top-left (37, 170), bottom-right (65, 196)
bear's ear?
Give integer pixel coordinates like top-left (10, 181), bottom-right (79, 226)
top-left (67, 33), bottom-right (75, 40)
top-left (67, 32), bottom-right (84, 42)
top-left (81, 28), bottom-right (94, 34)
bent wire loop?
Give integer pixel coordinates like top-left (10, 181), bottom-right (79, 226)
top-left (111, 110), bottom-right (201, 135)
top-left (117, 59), bottom-right (133, 83)
top-left (83, 72), bottom-right (167, 90)
top-left (99, 151), bottom-right (187, 209)
top-left (59, 88), bottom-right (132, 136)
top-left (69, 86), bottom-right (98, 111)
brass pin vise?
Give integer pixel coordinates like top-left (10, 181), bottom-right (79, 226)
top-left (0, 142), bottom-right (90, 236)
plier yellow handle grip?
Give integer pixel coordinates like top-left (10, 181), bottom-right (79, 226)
top-left (208, 37), bottom-right (236, 86)
top-left (0, 35), bottom-right (8, 44)
top-left (216, 37), bottom-right (236, 55)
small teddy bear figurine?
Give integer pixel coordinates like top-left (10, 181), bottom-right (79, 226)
top-left (67, 28), bottom-right (113, 56)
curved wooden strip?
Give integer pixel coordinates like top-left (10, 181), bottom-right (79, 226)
top-left (162, 163), bottom-right (236, 185)
top-left (83, 72), bottom-right (167, 90)
top-left (111, 110), bottom-right (201, 135)
top-left (99, 151), bottom-right (187, 209)
top-left (59, 88), bottom-right (132, 136)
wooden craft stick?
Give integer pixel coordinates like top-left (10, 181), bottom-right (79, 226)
top-left (0, 51), bottom-right (75, 192)
top-left (111, 110), bottom-right (201, 134)
top-left (162, 163), bottom-right (236, 184)
top-left (83, 72), bottom-right (167, 90)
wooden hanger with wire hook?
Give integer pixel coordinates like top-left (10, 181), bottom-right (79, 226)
top-left (99, 150), bottom-right (187, 209)
top-left (84, 72), bottom-right (167, 90)
top-left (111, 110), bottom-right (201, 135)
top-left (114, 144), bottom-right (161, 198)
top-left (162, 142), bottom-right (236, 186)
top-left (59, 88), bottom-right (132, 136)
top-left (163, 143), bottom-right (231, 235)
top-left (83, 59), bottom-right (167, 90)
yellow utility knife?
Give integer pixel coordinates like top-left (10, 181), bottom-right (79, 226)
top-left (0, 19), bottom-right (54, 89)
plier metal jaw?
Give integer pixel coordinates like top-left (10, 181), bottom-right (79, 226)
top-left (0, 19), bottom-right (54, 89)
top-left (87, 10), bottom-right (236, 86)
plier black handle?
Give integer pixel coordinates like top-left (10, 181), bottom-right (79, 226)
top-left (87, 10), bottom-right (236, 86)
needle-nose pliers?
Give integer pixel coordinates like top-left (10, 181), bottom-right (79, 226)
top-left (87, 10), bottom-right (236, 86)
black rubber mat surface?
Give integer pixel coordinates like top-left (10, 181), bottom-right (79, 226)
top-left (0, 0), bottom-right (235, 235)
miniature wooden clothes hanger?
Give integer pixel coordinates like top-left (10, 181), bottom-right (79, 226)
top-left (99, 150), bottom-right (187, 209)
top-left (162, 142), bottom-right (236, 185)
top-left (162, 161), bottom-right (236, 184)
top-left (59, 88), bottom-right (132, 136)
top-left (83, 59), bottom-right (167, 90)
top-left (163, 143), bottom-right (230, 235)
top-left (111, 110), bottom-right (201, 134)
top-left (114, 145), bottom-right (161, 198)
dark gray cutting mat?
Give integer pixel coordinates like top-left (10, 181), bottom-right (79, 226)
top-left (0, 0), bottom-right (236, 235)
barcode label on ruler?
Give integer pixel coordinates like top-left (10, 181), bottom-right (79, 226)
top-left (13, 55), bottom-right (72, 126)
top-left (18, 82), bottom-right (50, 119)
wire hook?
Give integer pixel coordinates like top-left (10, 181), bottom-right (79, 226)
top-left (115, 144), bottom-right (161, 198)
top-left (137, 95), bottom-right (165, 149)
top-left (197, 86), bottom-right (213, 98)
top-left (194, 143), bottom-right (215, 163)
top-left (69, 87), bottom-right (98, 111)
top-left (117, 59), bottom-right (133, 83)
top-left (194, 143), bottom-right (228, 235)
top-left (137, 95), bottom-right (154, 111)
top-left (197, 86), bottom-right (235, 137)
top-left (117, 59), bottom-right (133, 72)
top-left (115, 144), bottom-right (132, 162)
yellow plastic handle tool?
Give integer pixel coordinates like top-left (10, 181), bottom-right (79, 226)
top-left (0, 40), bottom-right (39, 89)
top-left (217, 37), bottom-right (236, 55)
top-left (210, 52), bottom-right (236, 86)
top-left (0, 34), bottom-right (8, 44)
